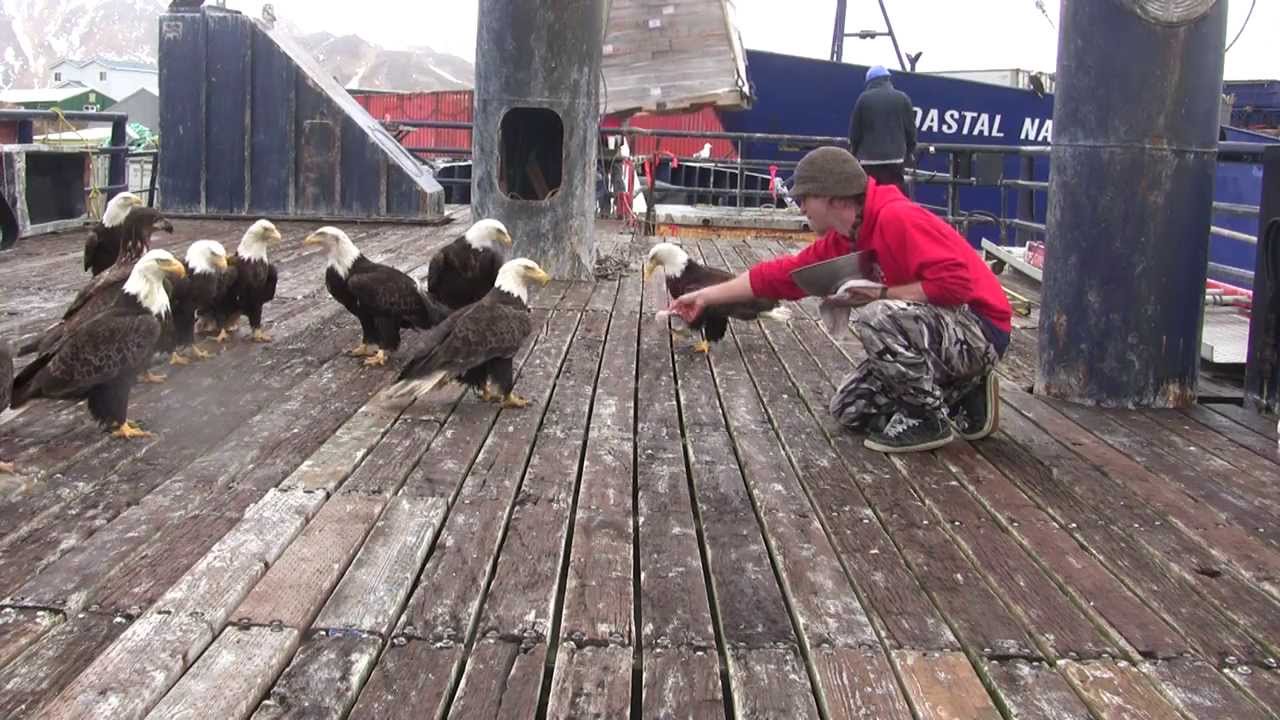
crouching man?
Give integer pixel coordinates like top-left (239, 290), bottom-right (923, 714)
top-left (667, 146), bottom-right (1012, 453)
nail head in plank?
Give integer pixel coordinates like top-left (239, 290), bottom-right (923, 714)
top-left (893, 650), bottom-right (1002, 720)
top-left (313, 496), bottom-right (446, 636)
top-left (251, 630), bottom-right (381, 720)
top-left (145, 625), bottom-right (300, 720)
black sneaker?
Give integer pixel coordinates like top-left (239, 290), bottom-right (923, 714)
top-left (864, 407), bottom-right (955, 453)
top-left (948, 372), bottom-right (999, 441)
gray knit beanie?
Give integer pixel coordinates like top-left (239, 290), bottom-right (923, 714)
top-left (790, 146), bottom-right (868, 199)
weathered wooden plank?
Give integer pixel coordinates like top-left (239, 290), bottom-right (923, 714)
top-left (1179, 405), bottom-right (1280, 469)
top-left (249, 23), bottom-right (296, 214)
top-left (1148, 657), bottom-right (1273, 720)
top-left (641, 648), bottom-right (725, 720)
top-left (334, 413), bottom-right (449, 497)
top-left (355, 311), bottom-right (580, 717)
top-left (445, 639), bottom-right (544, 719)
top-left (0, 607), bottom-right (61, 670)
top-left (997, 394), bottom-right (1280, 663)
top-left (203, 13), bottom-right (251, 214)
top-left (937, 443), bottom-right (1189, 661)
top-left (146, 625), bottom-right (300, 720)
top-left (891, 449), bottom-right (1119, 660)
top-left (1147, 408), bottom-right (1280, 489)
top-left (634, 264), bottom-right (725, 713)
top-left (1230, 665), bottom-right (1280, 714)
top-left (893, 650), bottom-right (1002, 720)
top-left (278, 402), bottom-right (410, 496)
top-left (0, 613), bottom-right (128, 720)
top-left (233, 495), bottom-right (386, 630)
top-left (39, 613), bottom-right (214, 720)
top-left (983, 659), bottom-right (1094, 720)
top-left (547, 645), bottom-right (633, 720)
top-left (665, 250), bottom-right (817, 716)
top-left (154, 488), bottom-right (326, 630)
top-left (1208, 403), bottom-right (1279, 441)
top-left (313, 496), bottom-right (447, 635)
top-left (451, 310), bottom-right (608, 714)
top-left (251, 630), bottom-right (381, 720)
top-left (1022, 396), bottom-right (1280, 594)
top-left (812, 647), bottom-right (914, 720)
top-left (347, 640), bottom-right (459, 720)
top-left (1060, 660), bottom-right (1184, 720)
top-left (157, 11), bottom-right (205, 212)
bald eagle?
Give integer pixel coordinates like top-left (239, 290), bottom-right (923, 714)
top-left (84, 192), bottom-right (147, 276)
top-left (161, 240), bottom-right (231, 367)
top-left (426, 218), bottom-right (512, 310)
top-left (305, 226), bottom-right (450, 367)
top-left (1, 338), bottom-right (12, 474)
top-left (19, 207), bottom-right (177, 359)
top-left (387, 258), bottom-right (551, 406)
top-left (209, 219), bottom-right (281, 343)
top-left (10, 250), bottom-right (188, 439)
top-left (643, 242), bottom-right (791, 353)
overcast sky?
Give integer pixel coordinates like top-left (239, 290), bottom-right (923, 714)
top-left (226, 0), bottom-right (1273, 81)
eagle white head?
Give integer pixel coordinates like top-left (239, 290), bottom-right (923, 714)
top-left (237, 219), bottom-right (283, 261)
top-left (494, 258), bottom-right (552, 304)
top-left (643, 242), bottom-right (690, 281)
top-left (465, 218), bottom-right (513, 252)
top-left (185, 240), bottom-right (229, 274)
top-left (303, 225), bottom-right (361, 277)
top-left (124, 248), bottom-right (187, 317)
top-left (102, 192), bottom-right (144, 227)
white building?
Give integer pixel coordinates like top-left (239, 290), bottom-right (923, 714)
top-left (50, 58), bottom-right (159, 100)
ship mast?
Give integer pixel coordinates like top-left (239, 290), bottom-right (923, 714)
top-left (829, 0), bottom-right (907, 70)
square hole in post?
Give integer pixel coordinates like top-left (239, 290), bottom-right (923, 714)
top-left (25, 152), bottom-right (87, 225)
top-left (498, 107), bottom-right (563, 201)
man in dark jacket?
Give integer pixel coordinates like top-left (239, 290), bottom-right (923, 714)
top-left (848, 65), bottom-right (917, 194)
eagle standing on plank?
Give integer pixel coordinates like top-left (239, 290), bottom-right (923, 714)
top-left (387, 258), bottom-right (551, 406)
top-left (83, 192), bottom-right (146, 275)
top-left (210, 219), bottom-right (281, 343)
top-left (19, 207), bottom-right (176, 359)
top-left (426, 218), bottom-right (512, 310)
top-left (305, 226), bottom-right (451, 367)
top-left (643, 242), bottom-right (791, 353)
top-left (10, 250), bottom-right (188, 439)
top-left (161, 240), bottom-right (230, 367)
top-left (0, 338), bottom-right (13, 474)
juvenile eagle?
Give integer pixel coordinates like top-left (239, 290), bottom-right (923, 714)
top-left (20, 207), bottom-right (177, 358)
top-left (643, 242), bottom-right (791, 353)
top-left (162, 240), bottom-right (231, 366)
top-left (387, 258), bottom-right (551, 407)
top-left (305, 226), bottom-right (450, 367)
top-left (209, 219), bottom-right (281, 343)
top-left (83, 192), bottom-right (146, 275)
top-left (0, 338), bottom-right (12, 473)
top-left (426, 218), bottom-right (512, 310)
top-left (10, 250), bottom-right (188, 439)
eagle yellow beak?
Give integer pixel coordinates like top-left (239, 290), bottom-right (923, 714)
top-left (530, 268), bottom-right (552, 286)
top-left (642, 260), bottom-right (657, 282)
top-left (503, 232), bottom-right (514, 247)
top-left (160, 259), bottom-right (187, 278)
top-left (303, 233), bottom-right (323, 246)
top-left (269, 230), bottom-right (284, 244)
top-left (130, 195), bottom-right (144, 207)
top-left (215, 255), bottom-right (229, 270)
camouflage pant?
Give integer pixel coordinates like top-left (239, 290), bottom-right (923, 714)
top-left (829, 300), bottom-right (1000, 431)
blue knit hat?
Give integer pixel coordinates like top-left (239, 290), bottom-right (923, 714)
top-left (865, 65), bottom-right (890, 83)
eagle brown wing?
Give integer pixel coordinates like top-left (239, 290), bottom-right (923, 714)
top-left (397, 291), bottom-right (531, 381)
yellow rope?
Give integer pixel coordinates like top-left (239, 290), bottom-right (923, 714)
top-left (49, 107), bottom-right (104, 219)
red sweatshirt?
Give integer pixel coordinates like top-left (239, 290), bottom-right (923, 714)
top-left (748, 179), bottom-right (1013, 334)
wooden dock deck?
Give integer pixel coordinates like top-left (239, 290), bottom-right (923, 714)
top-left (1, 212), bottom-right (1278, 719)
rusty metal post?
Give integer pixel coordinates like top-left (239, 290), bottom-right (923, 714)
top-left (1037, 0), bottom-right (1228, 408)
top-left (472, 0), bottom-right (605, 280)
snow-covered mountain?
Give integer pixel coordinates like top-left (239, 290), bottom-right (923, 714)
top-left (0, 0), bottom-right (474, 92)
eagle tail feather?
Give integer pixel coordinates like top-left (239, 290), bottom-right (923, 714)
top-left (386, 369), bottom-right (448, 400)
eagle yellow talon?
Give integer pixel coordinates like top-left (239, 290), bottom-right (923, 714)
top-left (251, 329), bottom-right (272, 343)
top-left (169, 352), bottom-right (191, 366)
top-left (348, 343), bottom-right (373, 357)
top-left (111, 421), bottom-right (153, 440)
top-left (215, 329), bottom-right (232, 344)
top-left (189, 345), bottom-right (213, 360)
top-left (139, 370), bottom-right (167, 384)
top-left (480, 385), bottom-right (500, 403)
top-left (692, 340), bottom-right (711, 354)
top-left (502, 392), bottom-right (529, 409)
top-left (0, 461), bottom-right (14, 474)
top-left (363, 350), bottom-right (388, 367)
